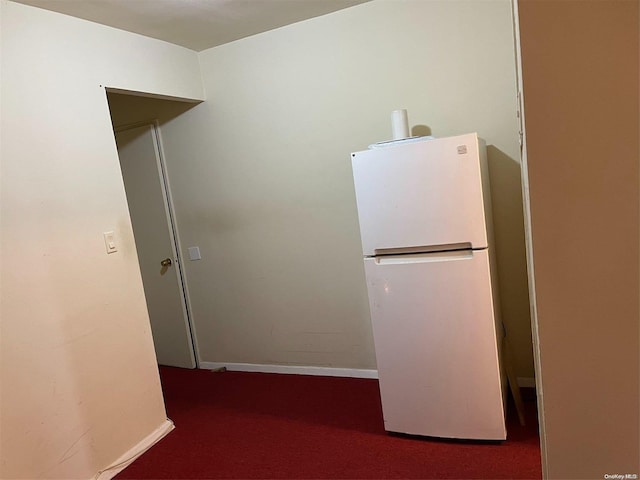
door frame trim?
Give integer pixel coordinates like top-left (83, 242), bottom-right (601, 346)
top-left (511, 0), bottom-right (547, 476)
top-left (116, 120), bottom-right (200, 368)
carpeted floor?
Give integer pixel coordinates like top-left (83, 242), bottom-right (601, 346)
top-left (116, 367), bottom-right (542, 479)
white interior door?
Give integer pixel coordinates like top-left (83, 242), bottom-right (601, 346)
top-left (364, 248), bottom-right (505, 440)
top-left (116, 123), bottom-right (196, 368)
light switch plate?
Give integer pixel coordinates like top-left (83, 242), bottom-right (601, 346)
top-left (188, 246), bottom-right (201, 261)
top-left (103, 231), bottom-right (117, 254)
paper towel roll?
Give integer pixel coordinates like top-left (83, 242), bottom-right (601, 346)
top-left (391, 109), bottom-right (410, 140)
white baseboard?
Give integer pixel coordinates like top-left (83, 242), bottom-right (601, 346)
top-left (517, 376), bottom-right (536, 388)
top-left (94, 419), bottom-right (174, 480)
top-left (199, 361), bottom-right (379, 379)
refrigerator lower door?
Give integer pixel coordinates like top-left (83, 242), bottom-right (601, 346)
top-left (364, 248), bottom-right (506, 440)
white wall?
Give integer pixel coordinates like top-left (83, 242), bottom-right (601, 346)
top-left (0, 2), bottom-right (204, 479)
top-left (152, 0), bottom-right (532, 376)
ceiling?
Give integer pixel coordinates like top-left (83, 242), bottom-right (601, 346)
top-left (11, 0), bottom-right (370, 51)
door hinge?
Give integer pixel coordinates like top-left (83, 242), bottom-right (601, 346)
top-left (516, 91), bottom-right (524, 149)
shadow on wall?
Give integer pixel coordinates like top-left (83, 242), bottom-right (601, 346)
top-left (486, 144), bottom-right (534, 379)
top-left (412, 125), bottom-right (432, 137)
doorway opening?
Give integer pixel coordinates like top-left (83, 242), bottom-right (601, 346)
top-left (107, 91), bottom-right (200, 369)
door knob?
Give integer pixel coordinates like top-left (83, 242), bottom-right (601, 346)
top-left (160, 258), bottom-right (172, 267)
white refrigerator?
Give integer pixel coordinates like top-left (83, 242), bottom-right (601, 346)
top-left (351, 132), bottom-right (507, 441)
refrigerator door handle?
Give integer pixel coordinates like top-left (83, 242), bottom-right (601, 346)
top-left (374, 249), bottom-right (474, 265)
top-left (374, 242), bottom-right (472, 256)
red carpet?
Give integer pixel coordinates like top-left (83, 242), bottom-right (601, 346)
top-left (116, 367), bottom-right (541, 479)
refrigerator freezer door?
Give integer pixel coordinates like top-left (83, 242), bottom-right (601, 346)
top-left (364, 248), bottom-right (506, 440)
top-left (352, 133), bottom-right (489, 256)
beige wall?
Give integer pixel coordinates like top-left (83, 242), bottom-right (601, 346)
top-left (0, 2), bottom-right (204, 479)
top-left (147, 0), bottom-right (533, 375)
top-left (518, 0), bottom-right (639, 478)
